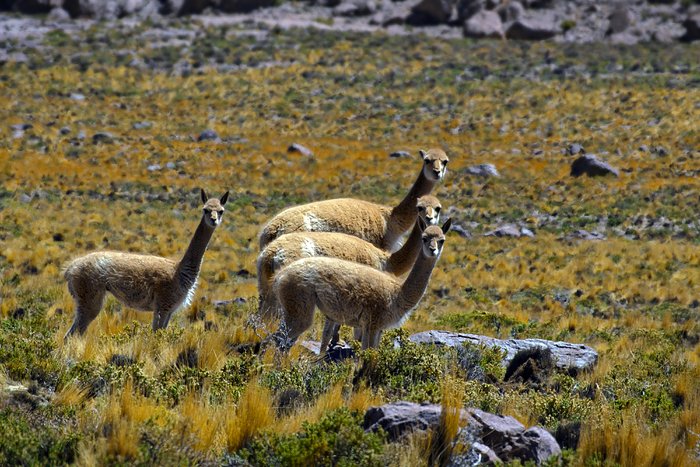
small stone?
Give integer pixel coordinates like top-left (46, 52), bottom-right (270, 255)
top-left (565, 230), bottom-right (606, 241)
top-left (132, 121), bottom-right (152, 130)
top-left (59, 127), bottom-right (71, 135)
top-left (287, 143), bottom-right (313, 157)
top-left (11, 123), bottom-right (32, 131)
top-left (465, 163), bottom-right (499, 177)
top-left (165, 162), bottom-right (176, 169)
top-left (484, 224), bottom-right (522, 238)
top-left (77, 130), bottom-right (86, 140)
top-left (450, 223), bottom-right (472, 238)
top-left (70, 93), bottom-right (86, 101)
top-left (608, 6), bottom-right (632, 35)
top-left (147, 164), bottom-right (162, 172)
top-left (47, 7), bottom-right (71, 21)
top-left (389, 150), bottom-right (411, 158)
top-left (19, 193), bottom-right (32, 203)
top-left (213, 297), bottom-right (247, 308)
top-left (92, 132), bottom-right (114, 144)
top-left (652, 146), bottom-right (669, 157)
top-left (638, 144), bottom-right (648, 152)
top-left (568, 143), bottom-right (584, 155)
top-left (197, 129), bottom-right (220, 142)
top-left (520, 227), bottom-right (535, 237)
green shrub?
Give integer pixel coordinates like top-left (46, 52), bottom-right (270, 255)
top-left (356, 329), bottom-right (447, 402)
top-left (240, 408), bottom-right (384, 467)
top-left (0, 409), bottom-right (80, 466)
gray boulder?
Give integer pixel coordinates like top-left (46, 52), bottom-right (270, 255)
top-left (465, 163), bottom-right (499, 177)
top-left (506, 12), bottom-right (561, 40)
top-left (484, 224), bottom-right (533, 238)
top-left (364, 401), bottom-right (561, 464)
top-left (607, 5), bottom-right (632, 35)
top-left (334, 0), bottom-right (376, 16)
top-left (409, 330), bottom-right (598, 374)
top-left (570, 154), bottom-right (619, 177)
top-left (463, 9), bottom-right (504, 38)
top-left (408, 0), bottom-right (454, 25)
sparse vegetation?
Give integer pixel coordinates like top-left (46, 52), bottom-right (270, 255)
top-left (1, 20), bottom-right (699, 465)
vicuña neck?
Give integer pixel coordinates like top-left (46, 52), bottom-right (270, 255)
top-left (396, 252), bottom-right (438, 315)
top-left (385, 221), bottom-right (422, 275)
top-left (177, 217), bottom-right (215, 289)
top-left (390, 170), bottom-right (436, 235)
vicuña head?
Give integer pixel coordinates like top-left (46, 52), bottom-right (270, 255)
top-left (259, 148), bottom-right (449, 251)
top-left (271, 217), bottom-right (452, 351)
top-left (63, 189), bottom-right (229, 339)
top-left (420, 148), bottom-right (449, 182)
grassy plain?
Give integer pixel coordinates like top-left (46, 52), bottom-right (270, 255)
top-left (0, 20), bottom-right (699, 465)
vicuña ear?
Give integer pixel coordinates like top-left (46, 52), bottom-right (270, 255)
top-left (442, 218), bottom-right (452, 234)
top-left (418, 216), bottom-right (427, 232)
top-left (200, 189), bottom-right (208, 204)
top-left (419, 149), bottom-right (428, 160)
top-left (220, 191), bottom-right (230, 205)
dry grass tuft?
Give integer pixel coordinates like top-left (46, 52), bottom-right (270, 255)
top-left (224, 379), bottom-right (275, 452)
top-left (578, 409), bottom-right (691, 466)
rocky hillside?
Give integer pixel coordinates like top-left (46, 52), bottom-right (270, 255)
top-left (2, 0), bottom-right (700, 43)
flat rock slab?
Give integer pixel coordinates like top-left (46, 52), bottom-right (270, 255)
top-left (409, 330), bottom-right (598, 373)
top-left (364, 401), bottom-right (561, 464)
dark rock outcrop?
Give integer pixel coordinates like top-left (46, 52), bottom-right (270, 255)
top-left (215, 0), bottom-right (274, 13)
top-left (570, 154), bottom-right (619, 177)
top-left (408, 0), bottom-right (453, 25)
top-left (409, 330), bottom-right (598, 374)
top-left (681, 13), bottom-right (700, 42)
top-left (364, 401), bottom-right (561, 464)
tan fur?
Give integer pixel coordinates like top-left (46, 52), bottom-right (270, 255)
top-left (259, 149), bottom-right (449, 251)
top-left (257, 195), bottom-right (441, 320)
top-left (64, 190), bottom-right (229, 338)
top-left (271, 219), bottom-right (452, 351)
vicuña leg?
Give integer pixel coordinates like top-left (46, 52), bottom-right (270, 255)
top-left (152, 306), bottom-right (175, 331)
top-left (361, 328), bottom-right (381, 350)
top-left (65, 288), bottom-right (106, 339)
top-left (321, 320), bottom-right (340, 355)
top-left (275, 286), bottom-right (316, 351)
